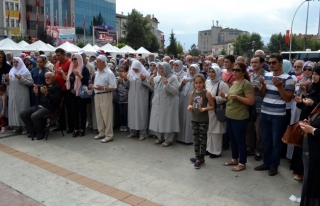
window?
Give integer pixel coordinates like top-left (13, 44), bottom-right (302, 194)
top-left (10, 2), bottom-right (14, 10)
top-left (15, 3), bottom-right (19, 11)
top-left (11, 19), bottom-right (14, 27)
top-left (122, 31), bottom-right (126, 34)
top-left (6, 19), bottom-right (9, 27)
top-left (5, 2), bottom-right (9, 9)
top-left (16, 19), bottom-right (19, 27)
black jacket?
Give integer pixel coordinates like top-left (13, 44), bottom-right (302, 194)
top-left (38, 83), bottom-right (62, 112)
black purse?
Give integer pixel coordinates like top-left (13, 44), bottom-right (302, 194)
top-left (214, 82), bottom-right (226, 122)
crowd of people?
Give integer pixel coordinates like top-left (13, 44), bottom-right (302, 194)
top-left (0, 48), bottom-right (320, 205)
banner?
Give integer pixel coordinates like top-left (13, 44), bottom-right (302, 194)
top-left (94, 25), bottom-right (116, 44)
top-left (285, 30), bottom-right (290, 45)
top-left (46, 26), bottom-right (75, 46)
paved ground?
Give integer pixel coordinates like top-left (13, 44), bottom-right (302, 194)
top-left (0, 128), bottom-right (302, 206)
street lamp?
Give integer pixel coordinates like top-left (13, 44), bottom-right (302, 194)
top-left (274, 38), bottom-right (282, 52)
top-left (289, 0), bottom-right (312, 61)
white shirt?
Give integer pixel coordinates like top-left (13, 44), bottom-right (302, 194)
top-left (94, 67), bottom-right (117, 94)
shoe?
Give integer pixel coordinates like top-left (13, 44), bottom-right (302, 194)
top-left (161, 140), bottom-right (171, 147)
top-left (294, 174), bottom-right (303, 181)
top-left (7, 126), bottom-right (13, 130)
top-left (155, 139), bottom-right (164, 144)
top-left (247, 148), bottom-right (255, 156)
top-left (231, 163), bottom-right (246, 172)
top-left (205, 151), bottom-right (211, 156)
top-left (223, 159), bottom-right (239, 166)
top-left (268, 166), bottom-right (278, 176)
top-left (190, 157), bottom-right (205, 163)
top-left (210, 154), bottom-right (221, 158)
top-left (94, 135), bottom-right (105, 140)
top-left (123, 127), bottom-right (128, 132)
top-left (53, 127), bottom-right (66, 132)
top-left (127, 133), bottom-right (135, 138)
top-left (28, 132), bottom-right (37, 138)
top-left (101, 137), bottom-right (113, 143)
top-left (78, 130), bottom-right (85, 137)
top-left (66, 128), bottom-right (73, 134)
top-left (120, 126), bottom-right (124, 132)
top-left (255, 153), bottom-right (262, 161)
top-left (194, 161), bottom-right (201, 169)
top-left (254, 164), bottom-right (270, 171)
top-left (21, 130), bottom-right (28, 135)
top-left (0, 127), bottom-right (5, 134)
top-left (139, 136), bottom-right (146, 141)
top-left (36, 133), bottom-right (45, 140)
top-left (72, 130), bottom-right (79, 138)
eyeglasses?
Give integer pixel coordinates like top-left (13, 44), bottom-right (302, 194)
top-left (44, 77), bottom-right (50, 79)
top-left (232, 69), bottom-right (242, 73)
top-left (293, 66), bottom-right (302, 68)
top-left (303, 68), bottom-right (313, 71)
top-left (71, 58), bottom-right (77, 61)
top-left (268, 61), bottom-right (278, 65)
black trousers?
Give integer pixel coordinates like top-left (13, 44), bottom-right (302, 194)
top-left (68, 91), bottom-right (87, 131)
top-left (20, 106), bottom-right (51, 135)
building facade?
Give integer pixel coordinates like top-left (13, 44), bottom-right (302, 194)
top-left (212, 41), bottom-right (234, 56)
top-left (198, 21), bottom-right (249, 54)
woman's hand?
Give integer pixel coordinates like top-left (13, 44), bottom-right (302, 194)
top-left (294, 94), bottom-right (302, 103)
top-left (161, 76), bottom-right (168, 85)
top-left (229, 95), bottom-right (238, 100)
top-left (220, 92), bottom-right (228, 99)
top-left (302, 98), bottom-right (314, 106)
top-left (140, 73), bottom-right (146, 81)
top-left (299, 122), bottom-right (315, 134)
top-left (4, 74), bottom-right (9, 81)
top-left (72, 69), bottom-right (80, 76)
top-left (187, 105), bottom-right (193, 112)
top-left (14, 74), bottom-right (21, 80)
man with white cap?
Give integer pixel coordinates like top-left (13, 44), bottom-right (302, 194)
top-left (89, 55), bottom-right (117, 143)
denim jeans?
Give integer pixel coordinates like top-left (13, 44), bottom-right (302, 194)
top-left (226, 117), bottom-right (249, 164)
top-left (260, 113), bottom-right (287, 167)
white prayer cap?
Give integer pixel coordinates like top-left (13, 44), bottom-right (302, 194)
top-left (96, 55), bottom-right (107, 62)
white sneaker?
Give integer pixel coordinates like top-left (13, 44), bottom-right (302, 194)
top-left (123, 127), bottom-right (128, 132)
top-left (101, 137), bottom-right (113, 143)
top-left (94, 135), bottom-right (104, 140)
top-left (119, 126), bottom-right (124, 132)
top-left (1, 127), bottom-right (5, 134)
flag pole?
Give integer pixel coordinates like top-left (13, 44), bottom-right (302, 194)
top-left (92, 17), bottom-right (94, 45)
top-left (83, 14), bottom-right (86, 42)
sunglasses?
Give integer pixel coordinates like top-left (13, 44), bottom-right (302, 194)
top-left (71, 58), bottom-right (77, 61)
top-left (268, 61), bottom-right (278, 65)
top-left (293, 66), bottom-right (302, 68)
top-left (303, 68), bottom-right (313, 71)
top-left (232, 69), bottom-right (242, 73)
top-left (208, 71), bottom-right (215, 73)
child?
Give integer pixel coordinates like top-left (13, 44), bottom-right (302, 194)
top-left (188, 74), bottom-right (215, 169)
top-left (0, 85), bottom-right (7, 133)
top-left (117, 65), bottom-right (129, 132)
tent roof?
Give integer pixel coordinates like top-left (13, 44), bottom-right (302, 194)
top-left (136, 47), bottom-right (151, 54)
top-left (46, 43), bottom-right (56, 51)
top-left (0, 38), bottom-right (27, 51)
top-left (17, 40), bottom-right (30, 48)
top-left (24, 40), bottom-right (54, 52)
top-left (100, 43), bottom-right (119, 53)
top-left (93, 45), bottom-right (100, 50)
top-left (119, 45), bottom-right (136, 53)
top-left (56, 41), bottom-right (81, 53)
top-left (82, 43), bottom-right (97, 53)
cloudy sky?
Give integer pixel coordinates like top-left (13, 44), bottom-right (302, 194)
top-left (116, 0), bottom-right (320, 51)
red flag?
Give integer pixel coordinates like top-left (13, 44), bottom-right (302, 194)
top-left (7, 8), bottom-right (10, 25)
top-left (18, 9), bottom-right (21, 23)
top-left (285, 30), bottom-right (290, 45)
top-left (36, 0), bottom-right (40, 7)
top-left (26, 12), bottom-right (30, 22)
top-left (82, 14), bottom-right (86, 29)
top-left (36, 13), bottom-right (39, 25)
top-left (46, 12), bottom-right (49, 26)
top-left (64, 16), bottom-right (67, 26)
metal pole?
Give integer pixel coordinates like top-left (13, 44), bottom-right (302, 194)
top-left (116, 29), bottom-right (118, 47)
top-left (274, 38), bottom-right (282, 52)
top-left (304, 1), bottom-right (310, 50)
top-left (289, 0), bottom-right (308, 61)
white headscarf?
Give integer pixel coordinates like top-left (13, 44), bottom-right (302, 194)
top-left (128, 60), bottom-right (150, 81)
top-left (209, 64), bottom-right (222, 84)
top-left (181, 64), bottom-right (200, 96)
top-left (9, 57), bottom-right (30, 80)
top-left (173, 60), bottom-right (184, 76)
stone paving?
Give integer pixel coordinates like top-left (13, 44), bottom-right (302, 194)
top-left (0, 129), bottom-right (302, 206)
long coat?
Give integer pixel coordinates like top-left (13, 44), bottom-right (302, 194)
top-left (149, 75), bottom-right (180, 133)
top-left (124, 77), bottom-right (150, 130)
top-left (176, 80), bottom-right (194, 143)
top-left (7, 73), bottom-right (34, 126)
top-left (205, 80), bottom-right (229, 134)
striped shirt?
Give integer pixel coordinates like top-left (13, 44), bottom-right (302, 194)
top-left (261, 72), bottom-right (294, 116)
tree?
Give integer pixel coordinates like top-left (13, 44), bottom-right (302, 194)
top-left (167, 30), bottom-right (178, 57)
top-left (13, 35), bottom-right (30, 43)
top-left (75, 26), bottom-right (84, 35)
top-left (267, 33), bottom-right (302, 53)
top-left (233, 33), bottom-right (264, 56)
top-left (124, 9), bottom-right (152, 50)
top-left (116, 43), bottom-right (126, 49)
top-left (76, 41), bottom-right (86, 48)
top-left (146, 33), bottom-right (160, 52)
top-left (220, 48), bottom-right (227, 55)
top-left (190, 44), bottom-right (200, 56)
top-left (176, 42), bottom-right (183, 55)
top-left (90, 13), bottom-right (104, 35)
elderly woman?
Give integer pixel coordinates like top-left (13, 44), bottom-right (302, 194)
top-left (123, 60), bottom-right (150, 140)
top-left (4, 57), bottom-right (34, 133)
top-left (149, 62), bottom-right (180, 147)
top-left (177, 64), bottom-right (200, 143)
top-left (206, 65), bottom-right (229, 158)
top-left (172, 60), bottom-right (186, 83)
top-left (65, 53), bottom-right (90, 137)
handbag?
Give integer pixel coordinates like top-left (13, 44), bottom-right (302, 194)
top-left (78, 85), bottom-right (93, 99)
top-left (282, 122), bottom-right (304, 146)
top-left (214, 82), bottom-right (226, 122)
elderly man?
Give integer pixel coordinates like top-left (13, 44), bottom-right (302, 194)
top-left (20, 72), bottom-right (62, 140)
top-left (293, 60), bottom-right (304, 80)
top-left (89, 55), bottom-right (117, 143)
top-left (163, 55), bottom-right (171, 63)
top-left (185, 55), bottom-right (194, 68)
top-left (255, 50), bottom-right (269, 71)
top-left (217, 56), bottom-right (225, 70)
top-left (6, 52), bottom-right (13, 66)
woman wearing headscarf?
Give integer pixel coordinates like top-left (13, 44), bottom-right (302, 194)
top-left (25, 58), bottom-right (36, 71)
top-left (149, 62), bottom-right (180, 147)
top-left (206, 65), bottom-right (229, 158)
top-left (176, 64), bottom-right (200, 143)
top-left (172, 60), bottom-right (186, 83)
top-left (123, 60), bottom-right (150, 140)
top-left (4, 57), bottom-right (34, 133)
top-left (0, 51), bottom-right (11, 84)
top-left (65, 53), bottom-right (90, 137)
top-left (200, 60), bottom-right (211, 79)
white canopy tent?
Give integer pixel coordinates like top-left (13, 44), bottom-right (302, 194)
top-left (136, 47), bottom-right (151, 57)
top-left (56, 41), bottom-right (81, 53)
top-left (119, 45), bottom-right (136, 53)
top-left (82, 43), bottom-right (97, 55)
top-left (100, 43), bottom-right (119, 53)
top-left (17, 40), bottom-right (29, 48)
top-left (93, 45), bottom-right (100, 50)
top-left (46, 43), bottom-right (56, 51)
top-left (0, 38), bottom-right (27, 52)
top-left (24, 40), bottom-right (55, 52)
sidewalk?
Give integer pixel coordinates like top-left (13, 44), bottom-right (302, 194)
top-left (0, 129), bottom-right (301, 206)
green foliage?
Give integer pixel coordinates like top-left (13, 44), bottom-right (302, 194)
top-left (13, 35), bottom-right (30, 43)
top-left (146, 33), bottom-right (160, 52)
top-left (117, 43), bottom-right (126, 49)
top-left (76, 26), bottom-right (85, 35)
top-left (220, 48), bottom-right (227, 55)
top-left (124, 9), bottom-right (153, 50)
top-left (233, 33), bottom-right (264, 56)
top-left (90, 13), bottom-right (104, 35)
top-left (190, 44), bottom-right (200, 56)
top-left (76, 41), bottom-right (86, 48)
top-left (167, 30), bottom-right (178, 56)
top-left (176, 42), bottom-right (183, 55)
